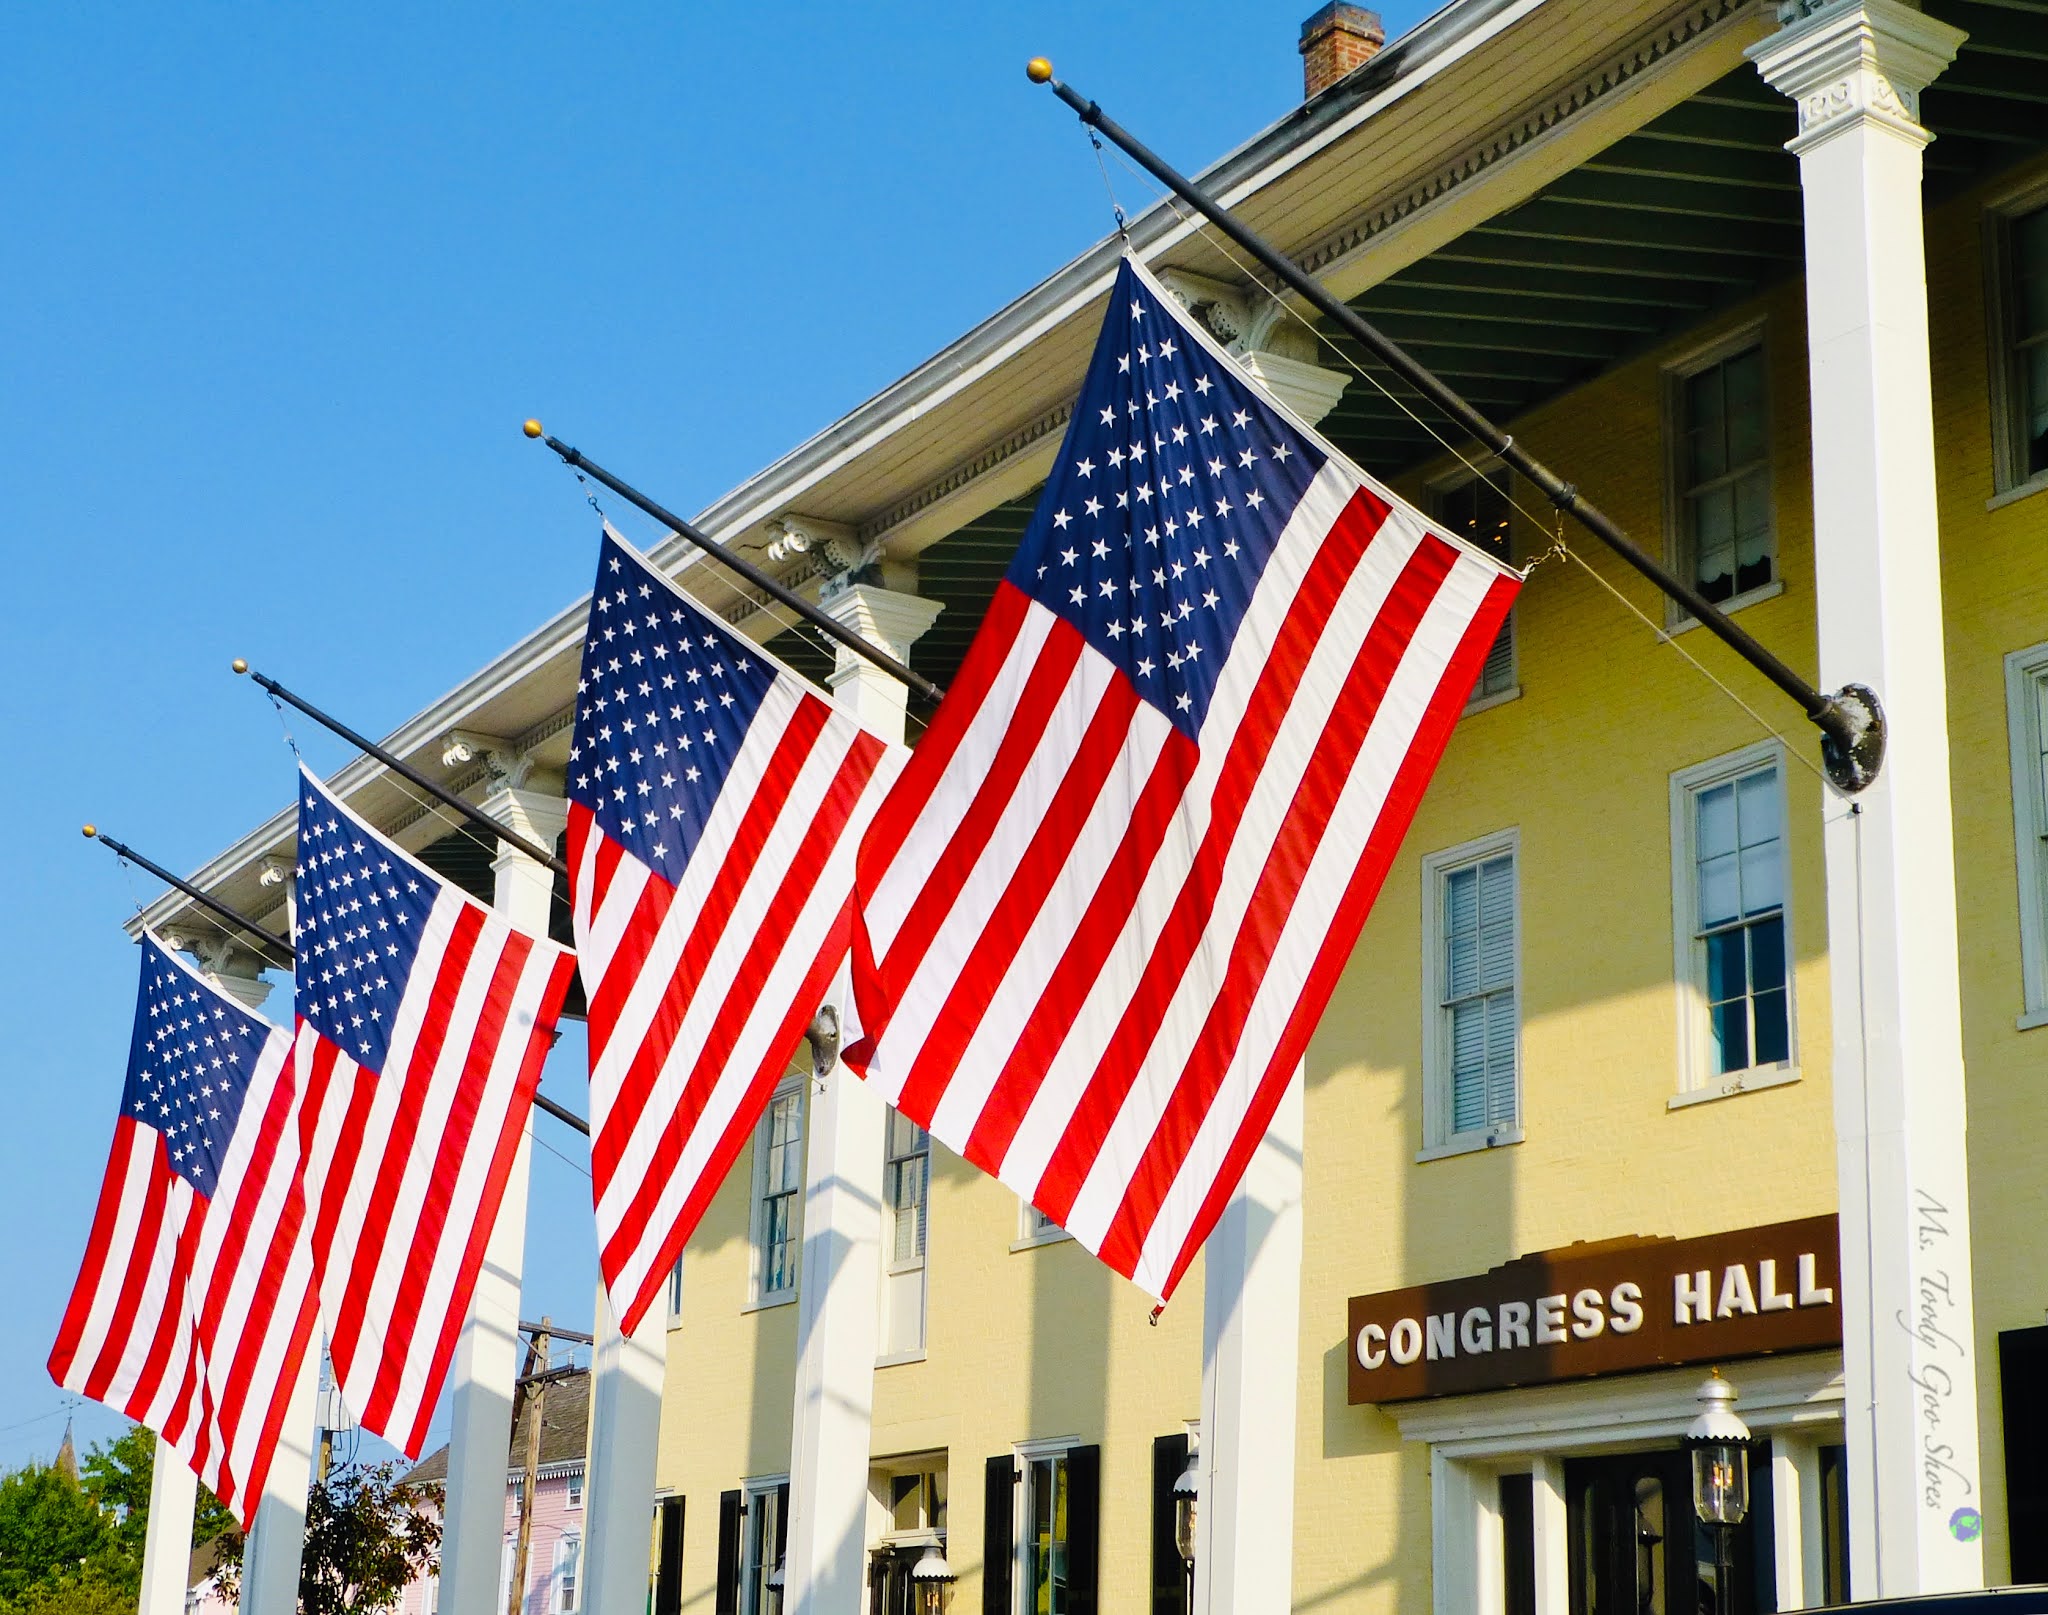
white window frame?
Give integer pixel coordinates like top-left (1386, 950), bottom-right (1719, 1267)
top-left (565, 1470), bottom-right (584, 1511)
top-left (1668, 740), bottom-right (1799, 1104)
top-left (665, 1257), bottom-right (685, 1327)
top-left (1012, 1437), bottom-right (1077, 1615)
top-left (745, 1076), bottom-right (806, 1310)
top-left (740, 1473), bottom-right (790, 1615)
top-left (1419, 827), bottom-right (1523, 1160)
top-left (1984, 172), bottom-right (2048, 506)
top-left (1662, 320), bottom-right (1782, 630)
top-left (2005, 640), bottom-right (2048, 1027)
top-left (552, 1531), bottom-right (581, 1614)
top-left (878, 1106), bottom-right (931, 1366)
top-left (1012, 1198), bottom-right (1072, 1252)
top-left (1426, 459), bottom-right (1520, 714)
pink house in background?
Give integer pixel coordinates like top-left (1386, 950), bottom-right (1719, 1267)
top-left (400, 1366), bottom-right (592, 1615)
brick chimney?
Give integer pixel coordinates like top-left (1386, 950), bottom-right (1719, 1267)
top-left (1299, 3), bottom-right (1386, 99)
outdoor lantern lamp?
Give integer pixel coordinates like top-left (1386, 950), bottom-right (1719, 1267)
top-left (911, 1543), bottom-right (956, 1615)
top-left (1685, 1372), bottom-right (1753, 1614)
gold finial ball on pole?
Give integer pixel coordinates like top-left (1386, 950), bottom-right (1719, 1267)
top-left (1026, 57), bottom-right (1053, 84)
top-left (82, 823), bottom-right (98, 839)
top-left (522, 419), bottom-right (544, 439)
top-left (231, 658), bottom-right (249, 675)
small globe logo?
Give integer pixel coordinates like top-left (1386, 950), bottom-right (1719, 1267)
top-left (1949, 1506), bottom-right (1982, 1542)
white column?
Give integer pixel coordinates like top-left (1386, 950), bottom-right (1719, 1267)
top-left (138, 1437), bottom-right (196, 1615)
top-left (240, 1346), bottom-right (319, 1614)
top-left (784, 580), bottom-right (941, 1615)
top-left (582, 1282), bottom-right (668, 1614)
top-left (440, 773), bottom-right (567, 1615)
top-left (1529, 1457), bottom-right (1569, 1615)
top-left (1428, 1452), bottom-right (1493, 1615)
top-left (1773, 1435), bottom-right (1824, 1610)
top-left (1194, 1068), bottom-right (1304, 1615)
top-left (1749, 2), bottom-right (1979, 1596)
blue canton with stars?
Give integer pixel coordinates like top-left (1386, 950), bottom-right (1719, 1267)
top-left (294, 769), bottom-right (440, 1072)
top-left (124, 934), bottom-right (273, 1194)
top-left (567, 531), bottom-right (781, 877)
top-left (1009, 257), bottom-right (1328, 740)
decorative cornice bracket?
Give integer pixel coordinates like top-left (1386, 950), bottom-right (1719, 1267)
top-left (1748, 0), bottom-right (1965, 154)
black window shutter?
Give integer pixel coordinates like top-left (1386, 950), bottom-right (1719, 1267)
top-left (1150, 1434), bottom-right (1190, 1615)
top-left (1064, 1444), bottom-right (1102, 1615)
top-left (655, 1497), bottom-right (686, 1615)
top-left (775, 1480), bottom-right (791, 1570)
top-left (715, 1489), bottom-right (743, 1615)
top-left (2003, 1326), bottom-right (2048, 1583)
top-left (984, 1455), bottom-right (1015, 1615)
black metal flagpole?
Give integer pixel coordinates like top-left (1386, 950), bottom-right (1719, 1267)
top-left (521, 421), bottom-right (948, 707)
top-left (84, 824), bottom-right (295, 959)
top-left (232, 662), bottom-right (571, 878)
top-left (1026, 59), bottom-right (1886, 794)
top-left (532, 1090), bottom-right (591, 1138)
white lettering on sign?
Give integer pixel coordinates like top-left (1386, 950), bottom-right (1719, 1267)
top-left (1798, 1252), bottom-right (1834, 1306)
top-left (1426, 1312), bottom-right (1455, 1361)
top-left (1676, 1269), bottom-right (1713, 1325)
top-left (1572, 1289), bottom-right (1606, 1339)
top-left (1497, 1300), bottom-right (1532, 1351)
top-left (1609, 1283), bottom-right (1644, 1334)
top-left (1389, 1317), bottom-right (1423, 1366)
top-left (1535, 1294), bottom-right (1568, 1345)
top-left (1758, 1259), bottom-right (1794, 1312)
top-left (1718, 1264), bottom-right (1759, 1318)
top-left (1356, 1323), bottom-right (1386, 1370)
top-left (1461, 1307), bottom-right (1493, 1354)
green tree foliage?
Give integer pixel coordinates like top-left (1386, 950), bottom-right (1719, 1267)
top-left (0, 1423), bottom-right (240, 1614)
top-left (214, 1461), bottom-right (441, 1615)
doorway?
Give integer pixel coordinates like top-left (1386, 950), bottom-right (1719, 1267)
top-left (1564, 1447), bottom-right (1775, 1615)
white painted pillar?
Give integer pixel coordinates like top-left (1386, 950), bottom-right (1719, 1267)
top-left (1529, 1457), bottom-right (1568, 1615)
top-left (1194, 1068), bottom-right (1304, 1615)
top-left (438, 772), bottom-right (567, 1615)
top-left (240, 1346), bottom-right (319, 1614)
top-left (1749, 1), bottom-right (1981, 1596)
top-left (1773, 1435), bottom-right (1824, 1610)
top-left (784, 578), bottom-right (941, 1615)
top-left (1428, 1452), bottom-right (1495, 1615)
top-left (138, 1437), bottom-right (196, 1615)
top-left (582, 1281), bottom-right (668, 1614)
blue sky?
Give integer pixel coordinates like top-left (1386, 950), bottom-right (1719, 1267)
top-left (0, 2), bottom-right (1431, 1473)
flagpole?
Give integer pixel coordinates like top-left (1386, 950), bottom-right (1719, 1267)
top-left (231, 662), bottom-right (571, 877)
top-left (84, 826), bottom-right (295, 959)
top-left (1026, 59), bottom-right (1886, 795)
top-left (522, 422), bottom-right (949, 707)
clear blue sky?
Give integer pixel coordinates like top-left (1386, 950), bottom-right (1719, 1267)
top-left (0, 1), bottom-right (1431, 1473)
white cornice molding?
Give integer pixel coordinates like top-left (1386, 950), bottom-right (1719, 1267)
top-left (1747, 0), bottom-right (1964, 153)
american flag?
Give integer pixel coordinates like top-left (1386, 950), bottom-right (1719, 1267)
top-left (568, 529), bottom-right (903, 1334)
top-left (292, 767), bottom-right (575, 1458)
top-left (50, 934), bottom-right (316, 1526)
top-left (849, 256), bottom-right (1519, 1300)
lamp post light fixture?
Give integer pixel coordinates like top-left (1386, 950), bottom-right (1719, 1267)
top-left (1684, 1372), bottom-right (1753, 1614)
top-left (911, 1543), bottom-right (956, 1615)
top-left (1173, 1445), bottom-right (1200, 1607)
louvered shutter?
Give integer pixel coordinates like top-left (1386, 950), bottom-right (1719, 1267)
top-left (1151, 1435), bottom-right (1190, 1615)
top-left (1064, 1444), bottom-right (1101, 1615)
top-left (715, 1490), bottom-right (742, 1615)
top-left (984, 1455), bottom-right (1015, 1615)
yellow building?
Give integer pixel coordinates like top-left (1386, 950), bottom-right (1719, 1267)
top-left (136, 1), bottom-right (2048, 1611)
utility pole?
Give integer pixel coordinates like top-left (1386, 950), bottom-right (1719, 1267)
top-left (508, 1319), bottom-right (550, 1615)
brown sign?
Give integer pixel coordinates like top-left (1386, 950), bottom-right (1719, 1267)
top-left (1346, 1214), bottom-right (1841, 1403)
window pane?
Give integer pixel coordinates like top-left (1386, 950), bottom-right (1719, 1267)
top-left (1477, 856), bottom-right (1515, 988)
top-left (2026, 342), bottom-right (2048, 478)
top-left (1706, 927), bottom-right (1747, 1006)
top-left (1697, 782), bottom-right (1737, 858)
top-left (2016, 207), bottom-right (2048, 339)
top-left (1753, 985), bottom-right (1791, 1066)
top-left (1750, 914), bottom-right (1787, 993)
top-left (1711, 996), bottom-right (1750, 1074)
top-left (1724, 347), bottom-right (1767, 463)
top-left (1687, 368), bottom-right (1728, 481)
top-left (1485, 991), bottom-right (1518, 1128)
top-left (1699, 852), bottom-right (1741, 930)
top-left (1450, 1000), bottom-right (1487, 1133)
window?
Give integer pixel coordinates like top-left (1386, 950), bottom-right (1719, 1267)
top-left (1671, 744), bottom-right (1794, 1097)
top-left (1988, 192), bottom-right (2048, 494)
top-left (1667, 331), bottom-right (1774, 613)
top-left (1016, 1200), bottom-right (1070, 1248)
top-left (666, 1258), bottom-right (685, 1326)
top-left (1021, 1450), bottom-right (1070, 1615)
top-left (566, 1473), bottom-right (584, 1510)
top-left (2005, 641), bottom-right (2048, 1024)
top-left (880, 1109), bottom-right (929, 1360)
top-left (749, 1081), bottom-right (805, 1305)
top-left (1420, 830), bottom-right (1520, 1156)
top-left (741, 1478), bottom-right (789, 1615)
top-left (554, 1534), bottom-right (581, 1614)
top-left (1430, 465), bottom-right (1516, 707)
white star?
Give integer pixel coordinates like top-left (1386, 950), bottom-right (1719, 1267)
top-left (1053, 508), bottom-right (1072, 530)
top-left (1075, 457), bottom-right (1095, 479)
